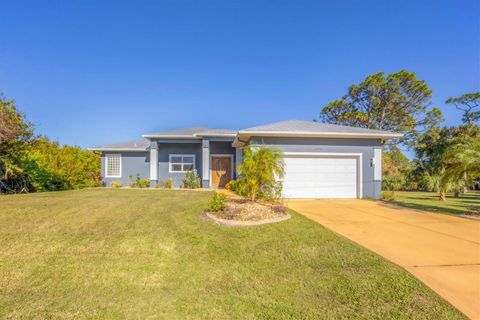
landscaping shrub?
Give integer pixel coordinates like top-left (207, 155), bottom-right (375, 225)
top-left (225, 179), bottom-right (239, 192)
top-left (22, 138), bottom-right (101, 192)
top-left (158, 178), bottom-right (174, 189)
top-left (381, 191), bottom-right (395, 201)
top-left (136, 178), bottom-right (150, 188)
top-left (259, 180), bottom-right (283, 202)
top-left (128, 174), bottom-right (150, 188)
top-left (207, 192), bottom-right (228, 212)
top-left (110, 181), bottom-right (123, 188)
top-left (182, 169), bottom-right (201, 189)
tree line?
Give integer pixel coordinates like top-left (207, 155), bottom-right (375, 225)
top-left (0, 92), bottom-right (101, 194)
top-left (320, 70), bottom-right (480, 200)
top-left (1, 71), bottom-right (479, 198)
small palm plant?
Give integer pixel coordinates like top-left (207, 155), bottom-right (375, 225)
top-left (234, 145), bottom-right (285, 201)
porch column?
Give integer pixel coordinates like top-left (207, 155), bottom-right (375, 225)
top-left (149, 141), bottom-right (158, 187)
top-left (202, 138), bottom-right (210, 188)
top-left (235, 147), bottom-right (243, 178)
top-left (372, 147), bottom-right (382, 199)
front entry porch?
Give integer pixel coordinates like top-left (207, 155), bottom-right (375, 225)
top-left (149, 138), bottom-right (240, 188)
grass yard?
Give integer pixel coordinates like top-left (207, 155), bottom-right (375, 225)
top-left (387, 190), bottom-right (480, 216)
top-left (0, 189), bottom-right (465, 319)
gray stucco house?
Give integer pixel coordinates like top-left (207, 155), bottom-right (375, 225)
top-left (90, 120), bottom-right (401, 199)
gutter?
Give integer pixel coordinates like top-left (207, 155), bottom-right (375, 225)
top-left (142, 134), bottom-right (202, 139)
top-left (194, 133), bottom-right (237, 138)
top-left (232, 131), bottom-right (403, 147)
top-left (142, 133), bottom-right (237, 139)
top-left (237, 130), bottom-right (403, 139)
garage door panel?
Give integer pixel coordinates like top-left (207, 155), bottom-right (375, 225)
top-left (282, 156), bottom-right (358, 199)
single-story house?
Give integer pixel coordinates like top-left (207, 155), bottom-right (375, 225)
top-left (90, 120), bottom-right (402, 199)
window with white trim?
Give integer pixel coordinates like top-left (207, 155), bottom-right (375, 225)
top-left (106, 154), bottom-right (121, 177)
top-left (169, 154), bottom-right (195, 173)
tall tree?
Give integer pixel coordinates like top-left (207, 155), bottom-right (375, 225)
top-left (446, 93), bottom-right (480, 125)
top-left (440, 132), bottom-right (480, 200)
top-left (413, 125), bottom-right (480, 199)
top-left (320, 70), bottom-right (440, 145)
top-left (0, 92), bottom-right (33, 192)
top-left (411, 126), bottom-right (451, 191)
top-left (382, 145), bottom-right (411, 191)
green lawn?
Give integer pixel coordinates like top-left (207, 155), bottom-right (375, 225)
top-left (387, 190), bottom-right (480, 216)
top-left (0, 189), bottom-right (465, 319)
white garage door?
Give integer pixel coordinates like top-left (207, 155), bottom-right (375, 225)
top-left (282, 155), bottom-right (358, 199)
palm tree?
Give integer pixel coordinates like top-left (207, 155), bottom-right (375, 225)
top-left (440, 132), bottom-right (480, 200)
top-left (236, 145), bottom-right (285, 201)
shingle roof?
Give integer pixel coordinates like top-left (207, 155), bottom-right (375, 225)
top-left (143, 126), bottom-right (211, 137)
top-left (89, 138), bottom-right (150, 151)
top-left (194, 128), bottom-right (237, 136)
top-left (142, 127), bottom-right (237, 138)
top-left (89, 120), bottom-right (402, 151)
top-left (241, 119), bottom-right (397, 135)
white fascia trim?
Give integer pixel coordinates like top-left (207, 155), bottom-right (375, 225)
top-left (237, 131), bottom-right (403, 139)
top-left (143, 133), bottom-right (237, 138)
top-left (195, 133), bottom-right (237, 138)
top-left (282, 152), bottom-right (363, 199)
top-left (209, 154), bottom-right (234, 188)
top-left (89, 148), bottom-right (148, 152)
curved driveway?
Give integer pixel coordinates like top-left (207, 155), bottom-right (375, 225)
top-left (287, 199), bottom-right (480, 319)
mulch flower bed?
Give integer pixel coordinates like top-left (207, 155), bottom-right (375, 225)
top-left (205, 198), bottom-right (291, 226)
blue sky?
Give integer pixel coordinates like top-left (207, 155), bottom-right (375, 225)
top-left (1, 0), bottom-right (478, 148)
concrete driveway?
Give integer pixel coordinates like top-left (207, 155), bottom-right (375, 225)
top-left (287, 199), bottom-right (480, 319)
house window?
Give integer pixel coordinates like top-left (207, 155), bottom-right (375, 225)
top-left (169, 154), bottom-right (195, 173)
top-left (106, 154), bottom-right (121, 177)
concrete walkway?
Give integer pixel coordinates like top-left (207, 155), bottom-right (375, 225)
top-left (287, 199), bottom-right (480, 319)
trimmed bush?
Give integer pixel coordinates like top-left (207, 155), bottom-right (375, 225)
top-left (110, 181), bottom-right (123, 188)
top-left (259, 180), bottom-right (283, 202)
top-left (225, 179), bottom-right (238, 193)
top-left (381, 191), bottom-right (395, 201)
top-left (136, 178), bottom-right (150, 188)
top-left (182, 169), bottom-right (201, 189)
top-left (128, 174), bottom-right (150, 188)
top-left (207, 192), bottom-right (228, 212)
top-left (158, 178), bottom-right (174, 189)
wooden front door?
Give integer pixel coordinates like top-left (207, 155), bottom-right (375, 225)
top-left (211, 156), bottom-right (232, 188)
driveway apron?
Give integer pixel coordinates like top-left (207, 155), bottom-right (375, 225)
top-left (287, 199), bottom-right (480, 319)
